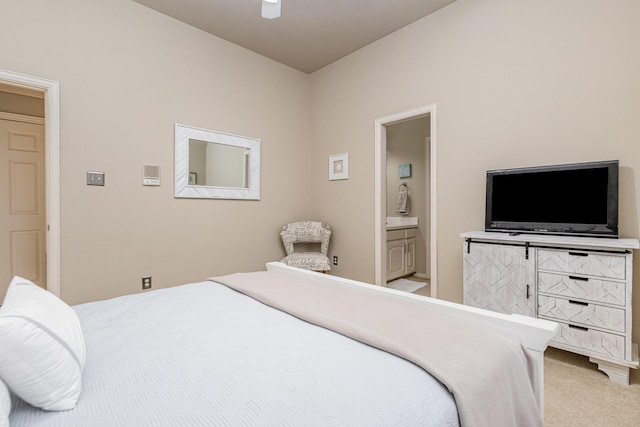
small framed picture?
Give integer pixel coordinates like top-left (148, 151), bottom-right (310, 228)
top-left (329, 153), bottom-right (349, 181)
top-left (189, 172), bottom-right (197, 185)
top-left (398, 163), bottom-right (411, 178)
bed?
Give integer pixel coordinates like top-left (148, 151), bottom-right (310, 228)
top-left (2, 262), bottom-right (558, 427)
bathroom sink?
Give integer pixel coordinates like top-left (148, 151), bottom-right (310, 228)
top-left (386, 217), bottom-right (418, 230)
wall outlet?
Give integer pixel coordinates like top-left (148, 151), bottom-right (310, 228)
top-left (86, 171), bottom-right (105, 186)
top-left (333, 256), bottom-right (338, 266)
top-left (142, 275), bottom-right (152, 290)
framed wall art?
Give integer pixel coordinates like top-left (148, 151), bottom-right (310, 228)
top-left (398, 163), bottom-right (412, 178)
top-left (329, 153), bottom-right (349, 181)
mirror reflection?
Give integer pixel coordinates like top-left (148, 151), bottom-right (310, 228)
top-left (188, 139), bottom-right (250, 188)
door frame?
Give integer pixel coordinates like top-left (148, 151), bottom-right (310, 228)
top-left (0, 69), bottom-right (61, 297)
top-left (374, 104), bottom-right (437, 297)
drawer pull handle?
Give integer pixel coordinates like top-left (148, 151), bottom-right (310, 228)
top-left (526, 284), bottom-right (530, 299)
top-left (569, 252), bottom-right (589, 257)
top-left (568, 324), bottom-right (589, 331)
top-left (568, 300), bottom-right (589, 306)
top-left (569, 275), bottom-right (589, 282)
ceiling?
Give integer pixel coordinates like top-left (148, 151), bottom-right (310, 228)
top-left (132, 0), bottom-right (457, 74)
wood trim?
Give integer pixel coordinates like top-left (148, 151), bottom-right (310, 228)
top-left (0, 81), bottom-right (44, 99)
top-left (374, 121), bottom-right (385, 285)
top-left (0, 111), bottom-right (45, 125)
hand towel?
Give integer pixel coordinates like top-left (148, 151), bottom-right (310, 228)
top-left (396, 184), bottom-right (408, 213)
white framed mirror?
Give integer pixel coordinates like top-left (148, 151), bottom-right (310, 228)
top-left (175, 124), bottom-right (261, 199)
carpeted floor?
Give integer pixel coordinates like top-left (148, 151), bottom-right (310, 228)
top-left (402, 279), bottom-right (640, 425)
top-left (544, 347), bottom-right (640, 426)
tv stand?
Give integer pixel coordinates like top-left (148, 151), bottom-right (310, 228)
top-left (461, 231), bottom-right (639, 384)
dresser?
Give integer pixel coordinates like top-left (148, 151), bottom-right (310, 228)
top-left (461, 231), bottom-right (639, 384)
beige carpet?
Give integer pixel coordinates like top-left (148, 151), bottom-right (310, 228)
top-left (544, 347), bottom-right (640, 426)
top-left (404, 285), bottom-right (640, 425)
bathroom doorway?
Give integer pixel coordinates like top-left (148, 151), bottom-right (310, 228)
top-left (374, 104), bottom-right (437, 297)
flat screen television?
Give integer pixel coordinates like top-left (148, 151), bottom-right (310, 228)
top-left (485, 160), bottom-right (619, 238)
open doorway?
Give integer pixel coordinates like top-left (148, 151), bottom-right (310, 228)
top-left (374, 104), bottom-right (437, 297)
top-left (385, 117), bottom-right (430, 295)
top-left (0, 69), bottom-right (61, 297)
top-left (0, 86), bottom-right (46, 295)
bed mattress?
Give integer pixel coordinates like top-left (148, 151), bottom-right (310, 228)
top-left (10, 281), bottom-right (459, 426)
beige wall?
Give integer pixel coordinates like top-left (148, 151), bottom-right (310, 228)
top-left (309, 0), bottom-right (640, 340)
top-left (0, 0), bottom-right (312, 304)
top-left (3, 0), bottom-right (640, 345)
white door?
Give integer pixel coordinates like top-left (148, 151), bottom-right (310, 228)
top-left (0, 119), bottom-right (46, 297)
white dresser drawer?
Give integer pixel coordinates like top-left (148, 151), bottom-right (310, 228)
top-left (549, 322), bottom-right (625, 360)
top-left (538, 272), bottom-right (626, 306)
top-left (538, 295), bottom-right (625, 333)
top-left (537, 249), bottom-right (626, 280)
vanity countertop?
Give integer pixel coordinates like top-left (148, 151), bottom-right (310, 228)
top-left (387, 225), bottom-right (419, 230)
top-left (386, 217), bottom-right (418, 230)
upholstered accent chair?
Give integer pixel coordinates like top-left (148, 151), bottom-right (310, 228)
top-left (280, 221), bottom-right (332, 273)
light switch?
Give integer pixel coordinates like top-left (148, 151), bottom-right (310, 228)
top-left (87, 171), bottom-right (105, 186)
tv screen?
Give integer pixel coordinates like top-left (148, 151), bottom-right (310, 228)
top-left (485, 160), bottom-right (619, 237)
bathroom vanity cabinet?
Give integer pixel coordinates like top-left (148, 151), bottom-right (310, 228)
top-left (387, 228), bottom-right (417, 281)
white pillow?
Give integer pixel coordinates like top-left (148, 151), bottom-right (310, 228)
top-left (0, 276), bottom-right (85, 411)
top-left (0, 378), bottom-right (9, 427)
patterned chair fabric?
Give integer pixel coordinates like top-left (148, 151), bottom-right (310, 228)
top-left (280, 221), bottom-right (332, 272)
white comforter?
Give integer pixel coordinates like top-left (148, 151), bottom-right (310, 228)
top-left (10, 281), bottom-right (459, 426)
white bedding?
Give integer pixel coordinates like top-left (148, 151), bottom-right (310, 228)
top-left (10, 281), bottom-right (459, 426)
